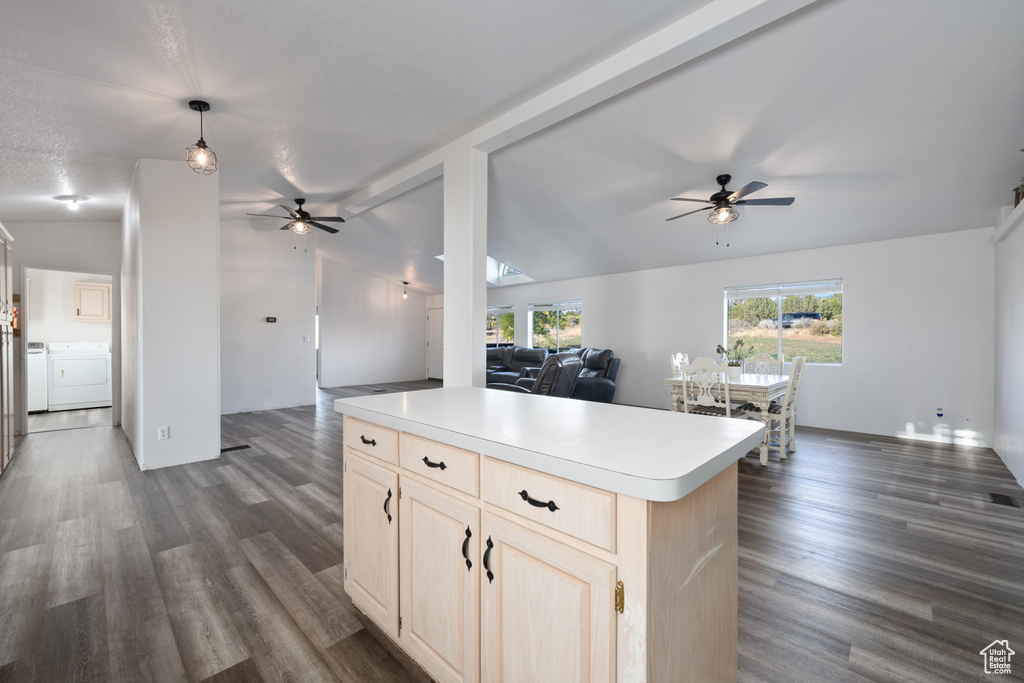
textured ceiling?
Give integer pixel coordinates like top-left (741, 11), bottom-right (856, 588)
top-left (0, 0), bottom-right (706, 225)
top-left (3, 0), bottom-right (1023, 296)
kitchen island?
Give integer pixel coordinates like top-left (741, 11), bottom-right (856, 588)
top-left (335, 387), bottom-right (763, 683)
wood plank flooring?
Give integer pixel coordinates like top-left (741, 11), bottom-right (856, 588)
top-left (0, 377), bottom-right (1021, 682)
top-left (27, 408), bottom-right (111, 434)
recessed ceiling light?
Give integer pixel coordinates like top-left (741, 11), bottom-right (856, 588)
top-left (54, 195), bottom-right (87, 211)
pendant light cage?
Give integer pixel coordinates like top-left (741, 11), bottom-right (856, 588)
top-left (186, 100), bottom-right (218, 175)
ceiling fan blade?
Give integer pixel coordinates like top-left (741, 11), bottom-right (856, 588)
top-left (670, 197), bottom-right (711, 203)
top-left (310, 221), bottom-right (340, 234)
top-left (279, 225), bottom-right (291, 230)
top-left (280, 204), bottom-right (301, 219)
top-left (666, 207), bottom-right (713, 221)
top-left (247, 213), bottom-right (293, 218)
top-left (308, 216), bottom-right (346, 222)
top-left (734, 197), bottom-right (795, 206)
top-left (727, 181), bottom-right (767, 202)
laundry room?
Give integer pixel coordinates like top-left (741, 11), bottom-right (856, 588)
top-left (25, 267), bottom-right (112, 433)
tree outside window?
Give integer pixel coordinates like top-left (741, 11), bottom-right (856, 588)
top-left (530, 303), bottom-right (582, 352)
top-left (486, 308), bottom-right (514, 345)
top-left (726, 281), bottom-right (842, 364)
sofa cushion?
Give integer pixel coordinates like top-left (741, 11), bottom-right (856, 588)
top-left (487, 347), bottom-right (511, 367)
top-left (508, 347), bottom-right (548, 373)
top-left (579, 348), bottom-right (613, 378)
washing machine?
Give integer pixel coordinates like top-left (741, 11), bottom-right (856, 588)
top-left (27, 341), bottom-right (48, 412)
top-left (47, 342), bottom-right (112, 411)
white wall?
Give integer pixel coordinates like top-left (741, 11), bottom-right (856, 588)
top-left (123, 159), bottom-right (220, 470)
top-left (5, 221), bottom-right (122, 435)
top-left (25, 269), bottom-right (112, 344)
top-left (994, 221), bottom-right (1024, 485)
top-left (221, 219), bottom-right (316, 413)
top-left (488, 228), bottom-right (996, 446)
top-left (319, 257), bottom-right (427, 387)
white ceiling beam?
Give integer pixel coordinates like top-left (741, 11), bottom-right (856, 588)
top-left (336, 0), bottom-right (821, 218)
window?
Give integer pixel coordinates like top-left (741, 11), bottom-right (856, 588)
top-left (486, 307), bottom-right (514, 345)
top-left (529, 301), bottom-right (582, 352)
top-left (725, 280), bottom-right (842, 364)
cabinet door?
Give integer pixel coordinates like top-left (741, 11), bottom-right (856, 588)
top-left (343, 450), bottom-right (399, 638)
top-left (481, 513), bottom-right (616, 683)
top-left (399, 478), bottom-right (479, 683)
top-left (73, 282), bottom-right (111, 321)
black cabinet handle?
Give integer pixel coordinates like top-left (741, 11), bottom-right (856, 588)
top-left (462, 527), bottom-right (472, 571)
top-left (518, 490), bottom-right (559, 512)
top-left (360, 435), bottom-right (377, 447)
top-left (483, 536), bottom-right (494, 583)
top-left (383, 488), bottom-right (392, 524)
top-left (422, 456), bottom-right (447, 470)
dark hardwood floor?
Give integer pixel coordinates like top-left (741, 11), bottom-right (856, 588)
top-left (0, 377), bottom-right (1021, 682)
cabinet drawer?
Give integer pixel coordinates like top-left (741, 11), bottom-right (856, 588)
top-left (481, 458), bottom-right (616, 553)
top-left (400, 433), bottom-right (480, 497)
top-left (344, 416), bottom-right (399, 465)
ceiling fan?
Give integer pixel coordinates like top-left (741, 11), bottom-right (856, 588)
top-left (666, 174), bottom-right (794, 245)
top-left (247, 198), bottom-right (345, 235)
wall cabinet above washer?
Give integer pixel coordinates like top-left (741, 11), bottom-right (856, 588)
top-left (73, 282), bottom-right (111, 322)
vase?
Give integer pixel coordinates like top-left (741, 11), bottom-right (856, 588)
top-left (728, 366), bottom-right (741, 380)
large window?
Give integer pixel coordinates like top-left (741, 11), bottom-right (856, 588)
top-left (725, 280), bottom-right (842, 364)
top-left (486, 306), bottom-right (514, 345)
top-left (529, 301), bottom-right (582, 352)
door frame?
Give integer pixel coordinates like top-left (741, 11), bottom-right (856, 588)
top-left (19, 264), bottom-right (121, 435)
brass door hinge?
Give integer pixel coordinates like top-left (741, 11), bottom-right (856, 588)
top-left (399, 616), bottom-right (403, 631)
top-left (615, 580), bottom-right (625, 614)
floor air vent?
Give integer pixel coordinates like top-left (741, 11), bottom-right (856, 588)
top-left (987, 492), bottom-right (1020, 508)
top-left (220, 444), bottom-right (252, 453)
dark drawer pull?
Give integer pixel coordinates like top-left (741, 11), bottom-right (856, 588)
top-left (383, 488), bottom-right (392, 524)
top-left (518, 490), bottom-right (559, 512)
top-left (422, 456), bottom-right (447, 470)
top-left (483, 536), bottom-right (494, 583)
top-left (462, 527), bottom-right (472, 571)
top-left (360, 435), bottom-right (377, 447)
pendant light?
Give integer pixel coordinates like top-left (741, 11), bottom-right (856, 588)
top-left (402, 282), bottom-right (409, 300)
top-left (186, 100), bottom-right (217, 175)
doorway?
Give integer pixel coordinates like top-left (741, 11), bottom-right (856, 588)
top-left (24, 267), bottom-right (113, 434)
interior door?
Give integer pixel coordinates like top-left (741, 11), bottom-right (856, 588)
top-left (343, 450), bottom-right (400, 638)
top-left (427, 308), bottom-right (443, 379)
top-left (481, 513), bottom-right (616, 683)
top-left (399, 478), bottom-right (479, 683)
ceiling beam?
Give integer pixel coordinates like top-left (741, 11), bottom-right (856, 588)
top-left (336, 0), bottom-right (823, 219)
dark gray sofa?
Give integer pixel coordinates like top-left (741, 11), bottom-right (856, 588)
top-left (487, 346), bottom-right (621, 403)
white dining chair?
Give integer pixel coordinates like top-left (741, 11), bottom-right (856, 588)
top-left (681, 356), bottom-right (735, 418)
top-left (740, 356), bottom-right (804, 458)
top-left (670, 352), bottom-right (688, 380)
top-left (742, 352), bottom-right (784, 376)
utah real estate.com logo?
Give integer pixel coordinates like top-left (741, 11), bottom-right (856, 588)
top-left (980, 640), bottom-right (1014, 675)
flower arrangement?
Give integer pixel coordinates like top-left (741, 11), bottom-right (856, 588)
top-left (716, 339), bottom-right (746, 367)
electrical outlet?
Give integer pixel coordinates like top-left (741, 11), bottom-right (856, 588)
top-left (158, 426), bottom-right (170, 440)
top-left (303, 334), bottom-right (311, 342)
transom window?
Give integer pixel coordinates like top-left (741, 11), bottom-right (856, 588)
top-left (725, 280), bottom-right (842, 365)
top-left (529, 301), bottom-right (582, 352)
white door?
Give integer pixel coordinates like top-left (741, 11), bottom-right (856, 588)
top-left (427, 308), bottom-right (443, 379)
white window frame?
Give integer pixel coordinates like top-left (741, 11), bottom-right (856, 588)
top-left (528, 300), bottom-right (583, 352)
top-left (486, 305), bottom-right (515, 345)
top-left (724, 279), bottom-right (843, 365)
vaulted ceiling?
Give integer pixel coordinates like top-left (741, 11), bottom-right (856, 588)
top-left (3, 0), bottom-right (1023, 295)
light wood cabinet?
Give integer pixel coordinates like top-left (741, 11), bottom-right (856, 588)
top-left (343, 449), bottom-right (399, 638)
top-left (341, 412), bottom-right (740, 682)
top-left (481, 512), bottom-right (616, 683)
top-left (399, 478), bottom-right (479, 683)
top-left (72, 281), bottom-right (111, 322)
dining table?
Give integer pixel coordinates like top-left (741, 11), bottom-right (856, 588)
top-left (664, 372), bottom-right (789, 466)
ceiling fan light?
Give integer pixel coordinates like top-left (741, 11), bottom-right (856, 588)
top-left (289, 221), bottom-right (311, 235)
top-left (708, 206), bottom-right (739, 224)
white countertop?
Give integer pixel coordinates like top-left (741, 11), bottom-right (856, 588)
top-left (334, 387), bottom-right (764, 502)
